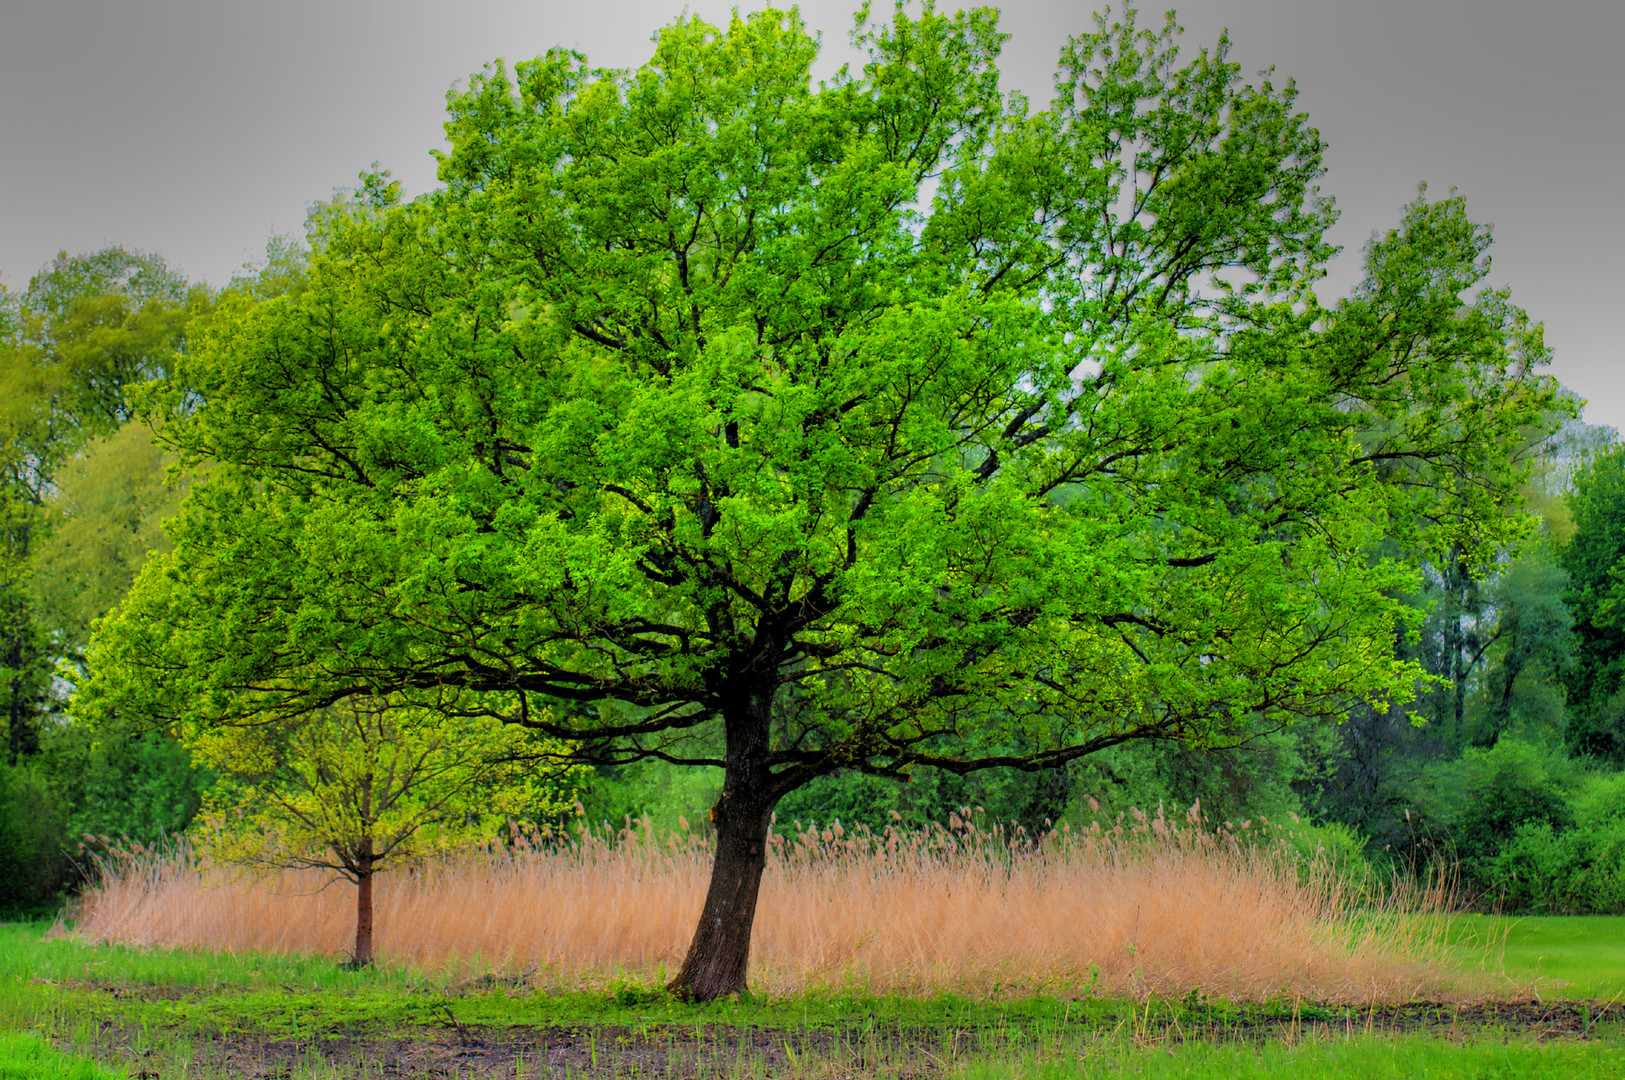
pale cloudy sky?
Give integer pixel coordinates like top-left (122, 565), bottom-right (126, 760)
top-left (2, 0), bottom-right (1619, 428)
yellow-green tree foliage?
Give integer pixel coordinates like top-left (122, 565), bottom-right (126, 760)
top-left (194, 700), bottom-right (583, 964)
top-left (196, 702), bottom-right (581, 869)
top-left (33, 421), bottom-right (188, 663)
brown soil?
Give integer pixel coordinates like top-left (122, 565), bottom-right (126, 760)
top-left (84, 1001), bottom-right (1620, 1079)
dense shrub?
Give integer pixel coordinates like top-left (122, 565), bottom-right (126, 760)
top-left (38, 727), bottom-right (209, 847)
top-left (1490, 771), bottom-right (1625, 913)
top-left (0, 727), bottom-right (209, 916)
top-left (1285, 818), bottom-right (1380, 895)
top-left (0, 764), bottom-right (71, 914)
top-left (1452, 740), bottom-right (1574, 862)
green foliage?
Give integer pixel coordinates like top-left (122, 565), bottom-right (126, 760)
top-left (781, 730), bottom-right (1324, 842)
top-left (1302, 525), bottom-right (1583, 866)
top-left (0, 763), bottom-right (69, 914)
top-left (1494, 818), bottom-right (1625, 915)
top-left (37, 726), bottom-right (206, 849)
top-left (1074, 731), bottom-right (1324, 827)
top-left (192, 701), bottom-right (584, 879)
top-left (32, 421), bottom-right (187, 665)
top-left (23, 248), bottom-right (186, 323)
top-left (579, 756), bottom-right (722, 835)
top-left (1450, 739), bottom-right (1575, 871)
top-left (16, 247), bottom-right (197, 441)
top-left (227, 234), bottom-right (309, 301)
top-left (1560, 445), bottom-right (1625, 758)
top-left (1488, 770), bottom-right (1625, 915)
top-left (1471, 543), bottom-right (1574, 748)
top-left (89, 3), bottom-right (1559, 809)
top-left (1282, 818), bottom-right (1379, 895)
top-left (776, 762), bottom-right (1069, 836)
top-left (1359, 739), bottom-right (1625, 913)
top-left (0, 251), bottom-right (200, 896)
top-left (0, 247), bottom-right (197, 769)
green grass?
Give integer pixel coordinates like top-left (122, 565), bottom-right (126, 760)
top-left (1450, 914), bottom-right (1625, 1000)
top-left (8, 917), bottom-right (1625, 1078)
top-left (1502, 916), bottom-right (1625, 1000)
top-left (0, 1033), bottom-right (126, 1080)
top-left (0, 921), bottom-right (1203, 1035)
top-left (957, 1035), bottom-right (1624, 1079)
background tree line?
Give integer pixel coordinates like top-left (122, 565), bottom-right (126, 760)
top-left (0, 246), bottom-right (208, 910)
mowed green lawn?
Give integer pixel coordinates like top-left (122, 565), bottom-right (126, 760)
top-left (1451, 914), bottom-right (1625, 1000)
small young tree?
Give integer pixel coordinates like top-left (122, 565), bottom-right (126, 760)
top-left (192, 699), bottom-right (581, 966)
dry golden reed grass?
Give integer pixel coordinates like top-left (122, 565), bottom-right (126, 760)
top-left (72, 806), bottom-right (1469, 1004)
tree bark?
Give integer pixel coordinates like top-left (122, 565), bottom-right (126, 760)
top-left (668, 679), bottom-right (779, 1002)
top-left (6, 633), bottom-right (35, 767)
top-left (352, 839), bottom-right (376, 968)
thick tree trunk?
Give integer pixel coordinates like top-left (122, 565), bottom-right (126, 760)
top-left (667, 784), bottom-right (775, 1001)
top-left (668, 680), bottom-right (779, 1002)
top-left (352, 841), bottom-right (376, 968)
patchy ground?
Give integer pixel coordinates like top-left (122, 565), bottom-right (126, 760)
top-left (81, 1000), bottom-right (1622, 1080)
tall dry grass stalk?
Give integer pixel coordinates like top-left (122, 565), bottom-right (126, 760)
top-left (72, 806), bottom-right (1468, 1003)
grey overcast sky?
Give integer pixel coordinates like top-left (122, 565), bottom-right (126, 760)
top-left (2, 0), bottom-right (1620, 428)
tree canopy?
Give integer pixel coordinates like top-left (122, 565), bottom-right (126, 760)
top-left (86, 4), bottom-right (1560, 998)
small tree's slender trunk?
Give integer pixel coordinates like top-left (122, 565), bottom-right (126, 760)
top-left (669, 679), bottom-right (779, 1002)
top-left (352, 838), bottom-right (376, 968)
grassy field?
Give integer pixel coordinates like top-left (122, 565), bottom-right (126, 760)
top-left (1501, 916), bottom-right (1625, 1000)
top-left (957, 1037), bottom-right (1625, 1079)
top-left (4, 917), bottom-right (1624, 1078)
top-left (1443, 913), bottom-right (1625, 1000)
top-left (0, 1033), bottom-right (125, 1080)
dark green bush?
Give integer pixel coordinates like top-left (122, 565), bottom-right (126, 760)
top-left (0, 764), bottom-right (71, 914)
top-left (1491, 771), bottom-right (1625, 913)
top-left (1451, 740), bottom-right (1574, 874)
top-left (38, 726), bottom-right (208, 846)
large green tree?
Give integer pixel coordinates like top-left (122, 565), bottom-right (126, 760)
top-left (88, 6), bottom-right (1558, 999)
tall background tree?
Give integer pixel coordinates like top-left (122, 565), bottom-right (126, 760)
top-left (0, 247), bottom-right (195, 763)
top-left (87, 6), bottom-right (1560, 996)
top-left (1559, 445), bottom-right (1625, 760)
top-left (0, 247), bottom-right (206, 912)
